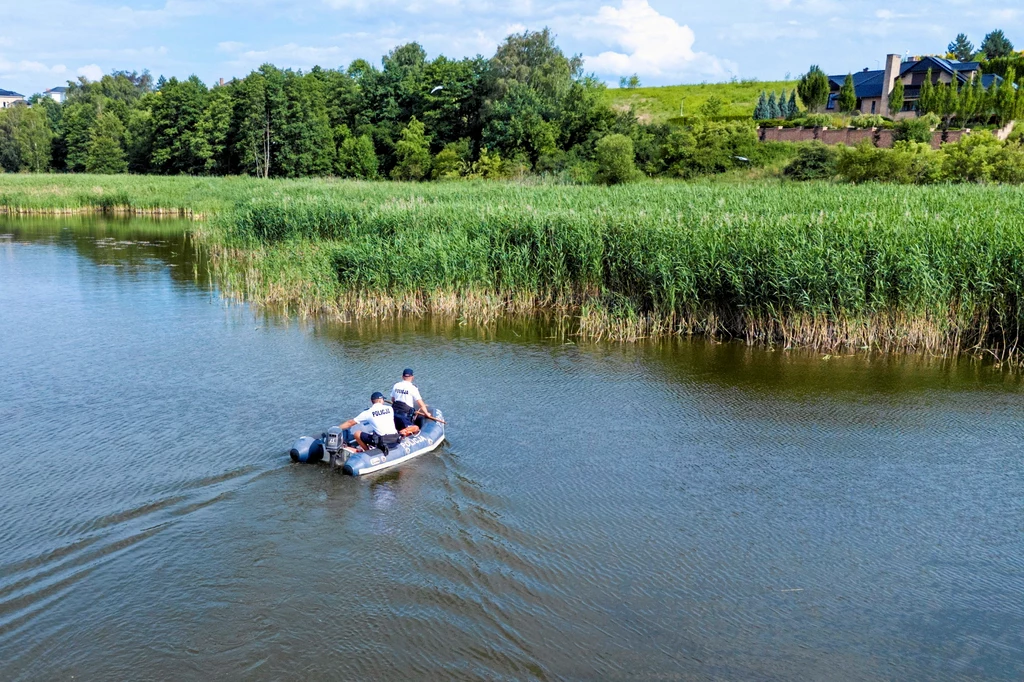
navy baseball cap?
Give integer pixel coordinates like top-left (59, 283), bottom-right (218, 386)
top-left (402, 368), bottom-right (414, 377)
top-left (371, 391), bottom-right (385, 401)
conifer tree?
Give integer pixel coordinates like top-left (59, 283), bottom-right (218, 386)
top-left (981, 29), bottom-right (1014, 59)
top-left (779, 89), bottom-right (790, 118)
top-left (754, 91), bottom-right (767, 120)
top-left (787, 90), bottom-right (798, 118)
top-left (797, 65), bottom-right (830, 112)
top-left (947, 33), bottom-right (975, 62)
top-left (838, 73), bottom-right (857, 113)
top-left (767, 91), bottom-right (780, 119)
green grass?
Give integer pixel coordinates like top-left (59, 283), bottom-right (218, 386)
top-left (0, 174), bottom-right (349, 216)
top-left (4, 174), bottom-right (1024, 365)
top-left (602, 80), bottom-right (797, 124)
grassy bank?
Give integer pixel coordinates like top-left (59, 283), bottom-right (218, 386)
top-left (3, 174), bottom-right (1024, 365)
top-left (0, 174), bottom-right (340, 217)
top-left (602, 80), bottom-right (796, 123)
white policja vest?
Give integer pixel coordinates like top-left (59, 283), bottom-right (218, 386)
top-left (391, 380), bottom-right (422, 409)
top-left (355, 403), bottom-right (398, 435)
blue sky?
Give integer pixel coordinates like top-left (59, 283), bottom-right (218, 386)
top-left (1, 0), bottom-right (1022, 96)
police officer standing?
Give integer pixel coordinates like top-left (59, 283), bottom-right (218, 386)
top-left (391, 368), bottom-right (430, 429)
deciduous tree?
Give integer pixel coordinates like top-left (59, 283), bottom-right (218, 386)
top-left (85, 111), bottom-right (127, 173)
top-left (594, 133), bottom-right (637, 184)
top-left (391, 116), bottom-right (431, 180)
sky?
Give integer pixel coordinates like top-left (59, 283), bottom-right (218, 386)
top-left (0, 0), bottom-right (1022, 96)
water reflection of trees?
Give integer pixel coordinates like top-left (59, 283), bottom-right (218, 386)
top-left (1, 216), bottom-right (213, 289)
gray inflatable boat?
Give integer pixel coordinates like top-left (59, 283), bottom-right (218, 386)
top-left (289, 408), bottom-right (446, 476)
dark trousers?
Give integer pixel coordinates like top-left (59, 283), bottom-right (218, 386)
top-left (393, 404), bottom-right (415, 430)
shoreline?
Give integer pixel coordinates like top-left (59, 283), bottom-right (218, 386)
top-left (4, 175), bottom-right (1024, 369)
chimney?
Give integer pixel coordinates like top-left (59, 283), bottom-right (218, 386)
top-left (881, 53), bottom-right (901, 117)
top-left (219, 77), bottom-right (225, 87)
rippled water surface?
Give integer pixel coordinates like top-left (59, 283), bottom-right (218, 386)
top-left (2, 218), bottom-right (1024, 680)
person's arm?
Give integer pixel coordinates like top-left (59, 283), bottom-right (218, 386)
top-left (339, 418), bottom-right (357, 429)
top-left (412, 385), bottom-right (429, 414)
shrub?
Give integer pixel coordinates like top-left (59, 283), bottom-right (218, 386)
top-left (893, 117), bottom-right (934, 144)
top-left (336, 135), bottom-right (378, 179)
top-left (750, 141), bottom-right (801, 168)
top-left (850, 115), bottom-right (887, 129)
top-left (594, 134), bottom-right (639, 184)
top-left (432, 140), bottom-right (471, 180)
top-left (783, 142), bottom-right (838, 180)
top-left (799, 113), bottom-right (839, 128)
top-left (940, 132), bottom-right (1001, 183)
top-left (660, 120), bottom-right (758, 178)
top-left (992, 144), bottom-right (1024, 183)
top-left (836, 141), bottom-right (941, 184)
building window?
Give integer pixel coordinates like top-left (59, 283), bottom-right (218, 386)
top-left (826, 93), bottom-right (837, 110)
top-left (871, 101), bottom-right (876, 114)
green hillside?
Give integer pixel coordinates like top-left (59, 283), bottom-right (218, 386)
top-left (603, 80), bottom-right (797, 124)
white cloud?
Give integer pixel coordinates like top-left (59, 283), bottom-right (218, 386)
top-left (0, 58), bottom-right (67, 74)
top-left (577, 0), bottom-right (734, 83)
top-left (76, 63), bottom-right (103, 81)
top-left (228, 43), bottom-right (347, 70)
top-left (217, 41), bottom-right (244, 53)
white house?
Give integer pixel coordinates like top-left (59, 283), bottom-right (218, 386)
top-left (43, 86), bottom-right (67, 103)
top-left (0, 88), bottom-right (25, 108)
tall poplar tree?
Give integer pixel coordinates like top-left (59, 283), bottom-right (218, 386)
top-left (888, 78), bottom-right (905, 117)
top-left (838, 73), bottom-right (857, 113)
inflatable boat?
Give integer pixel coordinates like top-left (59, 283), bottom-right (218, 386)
top-left (289, 408), bottom-right (446, 476)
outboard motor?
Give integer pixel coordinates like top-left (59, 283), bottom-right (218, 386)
top-left (290, 436), bottom-right (325, 463)
top-left (322, 426), bottom-right (347, 467)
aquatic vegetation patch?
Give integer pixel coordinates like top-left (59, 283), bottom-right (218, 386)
top-left (207, 180), bottom-right (1024, 366)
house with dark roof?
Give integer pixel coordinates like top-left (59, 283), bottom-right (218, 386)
top-left (828, 54), bottom-right (1004, 118)
top-left (44, 86), bottom-right (67, 104)
top-left (0, 88), bottom-right (25, 109)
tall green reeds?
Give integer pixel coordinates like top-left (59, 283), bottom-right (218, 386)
top-left (4, 174), bottom-right (1024, 363)
top-left (213, 180), bottom-right (1024, 362)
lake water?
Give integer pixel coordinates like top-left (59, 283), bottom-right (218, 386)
top-left (1, 217), bottom-right (1023, 680)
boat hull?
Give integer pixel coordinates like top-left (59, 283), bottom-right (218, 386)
top-left (290, 408), bottom-right (445, 476)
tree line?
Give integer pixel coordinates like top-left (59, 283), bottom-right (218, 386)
top-left (0, 30), bottom-right (775, 183)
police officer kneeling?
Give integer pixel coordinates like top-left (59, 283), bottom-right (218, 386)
top-left (338, 392), bottom-right (401, 454)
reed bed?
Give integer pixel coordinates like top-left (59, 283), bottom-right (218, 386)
top-left (4, 174), bottom-right (1024, 364)
top-left (210, 180), bottom-right (1024, 364)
